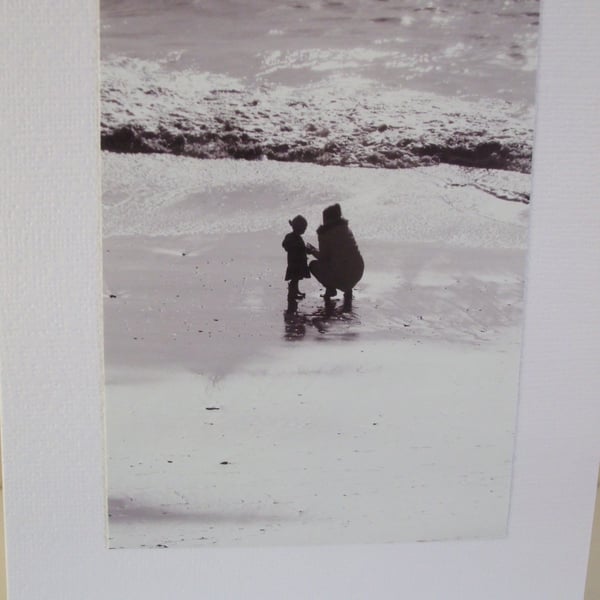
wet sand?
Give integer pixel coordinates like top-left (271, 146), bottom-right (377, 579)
top-left (103, 154), bottom-right (527, 547)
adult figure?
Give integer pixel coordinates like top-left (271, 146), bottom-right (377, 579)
top-left (309, 203), bottom-right (364, 309)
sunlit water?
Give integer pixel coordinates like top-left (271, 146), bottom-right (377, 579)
top-left (100, 1), bottom-right (539, 172)
top-left (101, 0), bottom-right (539, 104)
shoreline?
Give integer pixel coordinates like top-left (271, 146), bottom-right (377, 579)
top-left (101, 57), bottom-right (534, 173)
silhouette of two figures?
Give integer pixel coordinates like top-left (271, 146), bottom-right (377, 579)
top-left (282, 203), bottom-right (364, 312)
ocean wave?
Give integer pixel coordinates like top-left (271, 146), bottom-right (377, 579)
top-left (101, 57), bottom-right (535, 172)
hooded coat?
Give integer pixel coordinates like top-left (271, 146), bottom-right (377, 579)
top-left (309, 218), bottom-right (364, 291)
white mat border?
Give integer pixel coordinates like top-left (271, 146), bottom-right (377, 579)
top-left (1, 1), bottom-right (599, 598)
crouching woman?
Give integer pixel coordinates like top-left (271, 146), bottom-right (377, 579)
top-left (309, 203), bottom-right (364, 309)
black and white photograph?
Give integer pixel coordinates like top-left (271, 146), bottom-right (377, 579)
top-left (101, 0), bottom-right (539, 548)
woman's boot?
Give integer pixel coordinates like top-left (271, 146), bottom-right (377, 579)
top-left (343, 290), bottom-right (353, 311)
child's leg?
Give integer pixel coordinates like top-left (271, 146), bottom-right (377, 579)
top-left (288, 279), bottom-right (305, 299)
top-left (288, 279), bottom-right (299, 297)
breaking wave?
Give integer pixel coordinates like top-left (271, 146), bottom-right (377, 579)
top-left (101, 57), bottom-right (535, 173)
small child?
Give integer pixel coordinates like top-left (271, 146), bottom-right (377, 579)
top-left (282, 215), bottom-right (312, 300)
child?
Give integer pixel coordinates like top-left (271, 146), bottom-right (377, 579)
top-left (282, 215), bottom-right (313, 301)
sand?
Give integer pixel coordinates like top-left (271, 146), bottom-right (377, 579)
top-left (103, 153), bottom-right (528, 548)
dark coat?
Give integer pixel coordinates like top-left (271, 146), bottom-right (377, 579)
top-left (310, 218), bottom-right (364, 291)
top-left (282, 232), bottom-right (311, 281)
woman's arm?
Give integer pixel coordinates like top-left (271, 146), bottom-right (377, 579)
top-left (317, 232), bottom-right (333, 263)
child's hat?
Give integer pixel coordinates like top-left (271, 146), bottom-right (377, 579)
top-left (289, 215), bottom-right (308, 229)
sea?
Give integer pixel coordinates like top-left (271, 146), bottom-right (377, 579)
top-left (100, 0), bottom-right (539, 172)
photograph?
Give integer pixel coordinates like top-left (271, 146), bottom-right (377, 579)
top-left (101, 0), bottom-right (539, 548)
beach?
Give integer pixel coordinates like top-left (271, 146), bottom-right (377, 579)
top-left (101, 0), bottom-right (536, 548)
top-left (103, 154), bottom-right (527, 547)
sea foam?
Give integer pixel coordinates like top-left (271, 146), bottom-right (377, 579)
top-left (102, 57), bottom-right (534, 172)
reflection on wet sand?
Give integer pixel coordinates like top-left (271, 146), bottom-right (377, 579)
top-left (284, 298), bottom-right (360, 341)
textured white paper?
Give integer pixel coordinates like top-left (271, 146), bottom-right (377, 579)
top-left (0, 0), bottom-right (599, 598)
